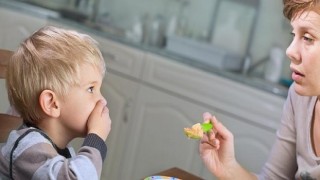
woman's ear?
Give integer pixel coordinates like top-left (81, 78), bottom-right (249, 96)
top-left (39, 90), bottom-right (60, 118)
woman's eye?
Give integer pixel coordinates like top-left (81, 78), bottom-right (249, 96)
top-left (290, 32), bottom-right (295, 37)
top-left (303, 35), bottom-right (313, 42)
top-left (88, 86), bottom-right (94, 93)
top-left (289, 32), bottom-right (296, 41)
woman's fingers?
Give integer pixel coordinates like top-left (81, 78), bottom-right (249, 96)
top-left (201, 113), bottom-right (232, 149)
top-left (203, 112), bottom-right (212, 123)
top-left (212, 117), bottom-right (233, 142)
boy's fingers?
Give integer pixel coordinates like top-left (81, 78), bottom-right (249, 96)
top-left (92, 100), bottom-right (107, 115)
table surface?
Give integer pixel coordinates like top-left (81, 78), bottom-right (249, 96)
top-left (151, 167), bottom-right (204, 180)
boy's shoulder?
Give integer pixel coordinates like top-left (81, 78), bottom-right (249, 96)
top-left (1, 126), bottom-right (54, 160)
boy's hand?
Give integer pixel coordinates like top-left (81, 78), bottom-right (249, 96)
top-left (87, 100), bottom-right (111, 141)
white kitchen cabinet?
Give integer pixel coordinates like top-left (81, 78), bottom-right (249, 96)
top-left (96, 37), bottom-right (146, 179)
top-left (100, 73), bottom-right (140, 180)
top-left (142, 53), bottom-right (285, 132)
top-left (96, 37), bottom-right (146, 79)
top-left (0, 7), bottom-right (47, 50)
top-left (137, 52), bottom-right (286, 179)
top-left (120, 84), bottom-right (212, 180)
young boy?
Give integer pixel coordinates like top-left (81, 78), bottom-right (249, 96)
top-left (0, 26), bottom-right (112, 179)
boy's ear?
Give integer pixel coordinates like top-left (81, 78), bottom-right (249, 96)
top-left (39, 90), bottom-right (60, 118)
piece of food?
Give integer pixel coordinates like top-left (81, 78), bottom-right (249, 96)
top-left (201, 122), bottom-right (213, 133)
top-left (184, 123), bottom-right (203, 139)
top-left (184, 122), bottom-right (213, 139)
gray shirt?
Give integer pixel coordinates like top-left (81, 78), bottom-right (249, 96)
top-left (259, 84), bottom-right (320, 180)
top-left (0, 126), bottom-right (107, 179)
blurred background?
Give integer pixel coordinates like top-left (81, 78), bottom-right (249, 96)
top-left (13, 0), bottom-right (292, 85)
top-left (0, 0), bottom-right (292, 179)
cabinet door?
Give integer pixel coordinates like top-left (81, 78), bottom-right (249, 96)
top-left (101, 73), bottom-right (140, 180)
top-left (0, 7), bottom-right (46, 50)
top-left (142, 53), bottom-right (285, 131)
top-left (121, 85), bottom-right (212, 180)
top-left (71, 73), bottom-right (140, 180)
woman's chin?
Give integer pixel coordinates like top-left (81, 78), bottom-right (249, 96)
top-left (294, 84), bottom-right (316, 96)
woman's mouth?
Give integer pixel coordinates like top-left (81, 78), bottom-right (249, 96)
top-left (291, 69), bottom-right (304, 82)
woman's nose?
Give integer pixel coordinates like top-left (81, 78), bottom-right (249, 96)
top-left (286, 39), bottom-right (300, 62)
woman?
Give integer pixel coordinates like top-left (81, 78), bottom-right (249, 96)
top-left (200, 0), bottom-right (320, 179)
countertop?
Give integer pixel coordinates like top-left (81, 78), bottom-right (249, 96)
top-left (0, 0), bottom-right (289, 98)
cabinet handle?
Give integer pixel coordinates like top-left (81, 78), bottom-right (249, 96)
top-left (102, 51), bottom-right (116, 62)
top-left (123, 99), bottom-right (132, 123)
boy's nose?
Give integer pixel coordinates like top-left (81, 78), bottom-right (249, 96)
top-left (100, 96), bottom-right (107, 106)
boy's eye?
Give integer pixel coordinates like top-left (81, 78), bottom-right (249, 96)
top-left (88, 86), bottom-right (94, 93)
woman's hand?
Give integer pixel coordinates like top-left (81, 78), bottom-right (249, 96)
top-left (199, 112), bottom-right (258, 180)
top-left (199, 112), bottom-right (237, 179)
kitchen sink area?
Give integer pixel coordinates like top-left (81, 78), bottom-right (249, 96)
top-left (0, 0), bottom-right (290, 98)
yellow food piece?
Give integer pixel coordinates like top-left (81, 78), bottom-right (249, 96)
top-left (184, 123), bottom-right (204, 139)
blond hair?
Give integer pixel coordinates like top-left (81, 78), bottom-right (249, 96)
top-left (6, 26), bottom-right (105, 125)
top-left (283, 0), bottom-right (320, 20)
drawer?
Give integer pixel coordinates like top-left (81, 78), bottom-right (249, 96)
top-left (142, 52), bottom-right (285, 131)
top-left (47, 19), bottom-right (146, 79)
top-left (95, 37), bottom-right (146, 79)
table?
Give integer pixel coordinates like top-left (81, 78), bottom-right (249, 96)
top-left (148, 167), bottom-right (204, 180)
